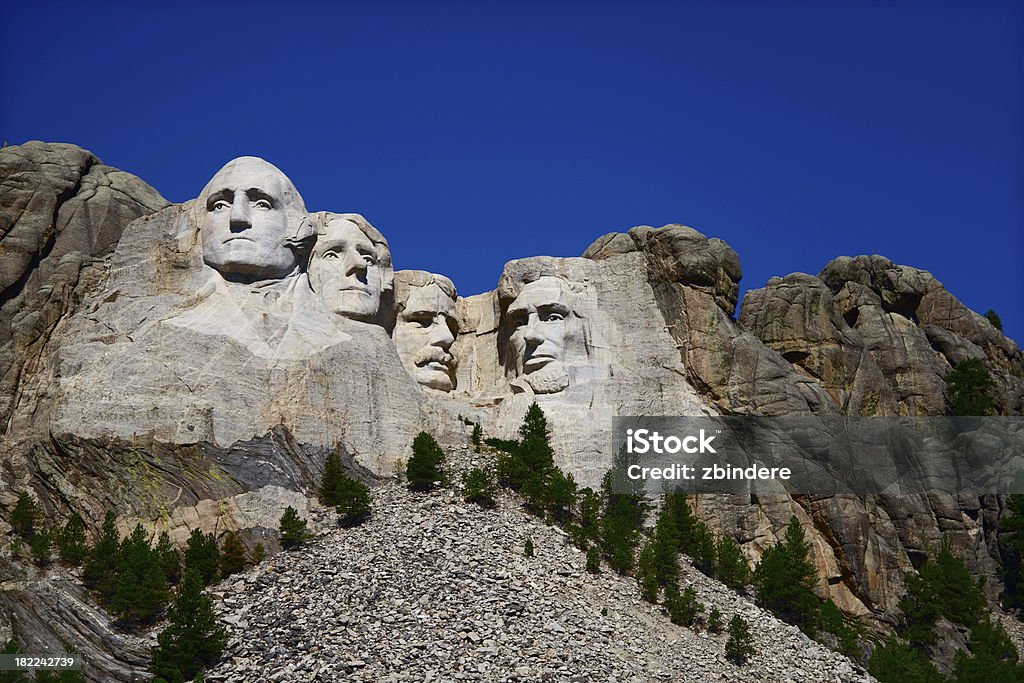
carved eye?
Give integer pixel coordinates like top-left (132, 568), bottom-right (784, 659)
top-left (361, 253), bottom-right (376, 266)
top-left (212, 200), bottom-right (231, 211)
top-left (407, 315), bottom-right (432, 328)
top-left (253, 199), bottom-right (272, 210)
top-left (510, 313), bottom-right (527, 329)
top-left (543, 312), bottom-right (565, 322)
top-left (321, 251), bottom-right (338, 260)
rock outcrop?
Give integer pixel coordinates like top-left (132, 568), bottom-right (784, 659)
top-left (1, 143), bottom-right (1022, 680)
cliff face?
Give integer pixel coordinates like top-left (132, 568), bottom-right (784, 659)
top-left (1, 142), bottom-right (1022, 676)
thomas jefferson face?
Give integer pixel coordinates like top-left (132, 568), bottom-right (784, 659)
top-left (394, 282), bottom-right (458, 391)
top-left (199, 157), bottom-right (302, 282)
top-left (308, 217), bottom-right (384, 322)
top-left (507, 277), bottom-right (574, 394)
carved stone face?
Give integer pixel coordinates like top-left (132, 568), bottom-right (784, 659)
top-left (507, 276), bottom-right (574, 394)
top-left (394, 283), bottom-right (458, 391)
top-left (308, 217), bottom-right (384, 322)
top-left (199, 157), bottom-right (302, 282)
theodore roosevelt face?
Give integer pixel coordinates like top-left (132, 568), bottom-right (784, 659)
top-left (199, 157), bottom-right (304, 282)
top-left (506, 276), bottom-right (574, 394)
top-left (393, 281), bottom-right (458, 391)
top-left (308, 217), bottom-right (385, 322)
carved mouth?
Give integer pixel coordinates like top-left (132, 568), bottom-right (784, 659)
top-left (421, 360), bottom-right (451, 372)
top-left (224, 236), bottom-right (254, 243)
top-left (524, 355), bottom-right (556, 370)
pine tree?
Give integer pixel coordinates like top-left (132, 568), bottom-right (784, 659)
top-left (690, 520), bottom-right (716, 576)
top-left (636, 541), bottom-right (659, 602)
top-left (546, 469), bottom-right (577, 523)
top-left (649, 503), bottom-right (680, 586)
top-left (1, 639), bottom-right (28, 682)
top-left (524, 538), bottom-right (534, 558)
top-left (599, 467), bottom-right (646, 575)
top-left (753, 516), bottom-right (819, 634)
top-left (318, 451), bottom-right (346, 506)
top-left (57, 514), bottom-right (88, 566)
top-left (663, 584), bottom-right (703, 626)
top-left (30, 529), bottom-right (52, 567)
top-left (279, 506), bottom-right (308, 550)
top-left (83, 511), bottom-right (121, 601)
top-left (586, 545), bottom-right (601, 574)
top-left (944, 358), bottom-right (996, 416)
top-left (868, 637), bottom-right (943, 683)
top-left (219, 531), bottom-right (247, 577)
top-left (985, 309), bottom-right (1003, 332)
top-left (334, 471), bottom-right (372, 527)
top-left (578, 487), bottom-right (602, 545)
top-left (519, 402), bottom-right (550, 443)
top-left (110, 524), bottom-right (169, 626)
top-left (953, 617), bottom-right (1023, 682)
top-left (816, 598), bottom-right (859, 657)
top-left (708, 607), bottom-right (724, 633)
top-left (251, 543), bottom-right (266, 564)
top-left (725, 615), bottom-right (755, 664)
top-left (715, 535), bottom-right (751, 591)
top-left (664, 491), bottom-right (697, 554)
top-left (155, 531), bottom-right (182, 585)
top-left (462, 467), bottom-right (497, 509)
top-left (407, 432), bottom-right (447, 491)
top-left (900, 537), bottom-right (986, 648)
top-left (149, 569), bottom-right (227, 683)
top-left (184, 529), bottom-right (220, 585)
top-left (10, 492), bottom-right (38, 541)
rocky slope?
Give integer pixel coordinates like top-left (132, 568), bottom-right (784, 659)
top-left (205, 446), bottom-right (872, 683)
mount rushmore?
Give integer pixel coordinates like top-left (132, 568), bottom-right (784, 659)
top-left (1, 141), bottom-right (1023, 663)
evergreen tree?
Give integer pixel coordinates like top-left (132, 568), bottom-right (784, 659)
top-left (900, 537), bottom-right (985, 648)
top-left (599, 465), bottom-right (646, 575)
top-left (944, 358), bottom-right (996, 416)
top-left (816, 598), bottom-right (859, 657)
top-left (690, 520), bottom-right (717, 576)
top-left (636, 542), bottom-right (659, 603)
top-left (546, 469), bottom-right (577, 523)
top-left (318, 451), bottom-right (346, 506)
top-left (83, 511), bottom-right (121, 601)
top-left (184, 529), bottom-right (220, 585)
top-left (10, 492), bottom-right (38, 541)
top-left (998, 493), bottom-right (1024, 607)
top-left (899, 571), bottom-right (940, 648)
top-left (219, 531), bottom-right (247, 577)
top-left (462, 467), bottom-right (497, 509)
top-left (30, 529), bottom-right (52, 567)
top-left (868, 637), bottom-right (943, 683)
top-left (524, 538), bottom-right (534, 558)
top-left (708, 607), bottom-right (724, 633)
top-left (471, 423), bottom-right (482, 452)
top-left (57, 514), bottom-right (88, 566)
top-left (953, 617), bottom-right (1023, 683)
top-left (578, 487), bottom-right (602, 545)
top-left (725, 615), bottom-right (755, 664)
top-left (985, 309), bottom-right (1003, 332)
top-left (664, 491), bottom-right (697, 554)
top-left (753, 516), bottom-right (819, 634)
top-left (650, 502), bottom-right (680, 586)
top-left (149, 569), bottom-right (227, 683)
top-left (334, 471), bottom-right (372, 527)
top-left (519, 402), bottom-right (550, 443)
top-left (279, 506), bottom-right (308, 550)
top-left (407, 432), bottom-right (447, 491)
top-left (251, 543), bottom-right (266, 564)
top-left (664, 584), bottom-right (703, 626)
top-left (520, 473), bottom-right (549, 518)
top-left (155, 531), bottom-right (182, 585)
top-left (1, 639), bottom-right (28, 683)
top-left (585, 545), bottom-right (601, 574)
top-left (110, 524), bottom-right (169, 626)
top-left (715, 535), bottom-right (751, 591)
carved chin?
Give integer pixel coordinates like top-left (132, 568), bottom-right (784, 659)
top-left (523, 362), bottom-right (569, 394)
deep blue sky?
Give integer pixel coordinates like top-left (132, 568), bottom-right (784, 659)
top-left (3, 1), bottom-right (1022, 343)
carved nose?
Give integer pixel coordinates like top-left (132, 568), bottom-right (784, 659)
top-left (430, 319), bottom-right (455, 348)
top-left (343, 249), bottom-right (368, 279)
top-left (522, 319), bottom-right (544, 344)
top-left (229, 194), bottom-right (251, 231)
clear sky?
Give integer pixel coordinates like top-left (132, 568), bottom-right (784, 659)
top-left (2, 1), bottom-right (1021, 343)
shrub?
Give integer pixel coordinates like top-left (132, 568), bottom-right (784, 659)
top-left (725, 615), bottom-right (754, 664)
top-left (184, 529), bottom-right (220, 585)
top-left (150, 569), bottom-right (227, 683)
top-left (462, 467), bottom-right (497, 509)
top-left (708, 607), bottom-right (723, 633)
top-left (57, 514), bottom-right (88, 566)
top-left (251, 543), bottom-right (266, 564)
top-left (944, 358), bottom-right (995, 416)
top-left (279, 507), bottom-right (309, 550)
top-left (524, 538), bottom-right (535, 558)
top-left (407, 432), bottom-right (447, 491)
top-left (219, 531), bottom-right (247, 577)
top-left (753, 516), bottom-right (819, 634)
top-left (664, 584), bottom-right (703, 626)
